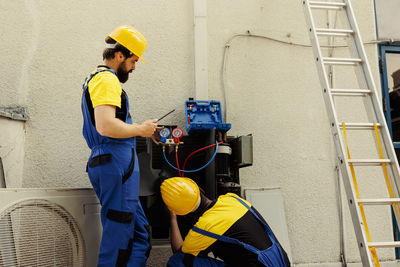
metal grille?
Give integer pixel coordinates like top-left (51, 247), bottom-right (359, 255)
top-left (0, 199), bottom-right (85, 266)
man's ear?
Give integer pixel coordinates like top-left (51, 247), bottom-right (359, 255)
top-left (114, 51), bottom-right (125, 62)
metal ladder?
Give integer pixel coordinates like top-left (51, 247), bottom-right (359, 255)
top-left (303, 1), bottom-right (400, 266)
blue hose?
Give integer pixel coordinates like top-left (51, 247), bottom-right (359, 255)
top-left (162, 141), bottom-right (219, 173)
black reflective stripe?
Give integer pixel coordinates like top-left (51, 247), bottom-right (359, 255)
top-left (116, 238), bottom-right (134, 267)
top-left (183, 253), bottom-right (195, 267)
top-left (89, 154), bottom-right (112, 168)
top-left (144, 224), bottom-right (152, 241)
top-left (106, 209), bottom-right (133, 224)
top-left (122, 149), bottom-right (135, 184)
top-left (84, 90), bottom-right (96, 127)
top-left (115, 90), bottom-right (128, 122)
top-left (145, 225), bottom-right (152, 257)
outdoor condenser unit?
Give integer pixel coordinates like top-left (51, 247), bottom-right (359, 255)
top-left (0, 188), bottom-right (101, 266)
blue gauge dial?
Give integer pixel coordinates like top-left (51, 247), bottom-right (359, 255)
top-left (160, 128), bottom-right (171, 138)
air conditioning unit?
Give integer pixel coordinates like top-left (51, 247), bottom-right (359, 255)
top-left (0, 188), bottom-right (101, 266)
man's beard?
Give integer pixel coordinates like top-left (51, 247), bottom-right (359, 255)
top-left (117, 62), bottom-right (130, 83)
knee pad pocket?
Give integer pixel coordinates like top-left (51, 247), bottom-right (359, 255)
top-left (106, 209), bottom-right (133, 224)
top-left (116, 238), bottom-right (134, 267)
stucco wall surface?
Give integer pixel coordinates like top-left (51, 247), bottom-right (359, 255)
top-left (0, 0), bottom-right (390, 265)
top-left (0, 0), bottom-right (194, 187)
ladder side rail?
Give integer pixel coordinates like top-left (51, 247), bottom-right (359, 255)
top-left (343, 0), bottom-right (400, 211)
top-left (332, 135), bottom-right (374, 267)
top-left (303, 1), bottom-right (373, 265)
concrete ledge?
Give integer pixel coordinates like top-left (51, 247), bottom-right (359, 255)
top-left (0, 107), bottom-right (27, 121)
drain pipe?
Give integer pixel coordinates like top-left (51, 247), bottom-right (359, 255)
top-left (193, 0), bottom-right (208, 100)
top-left (336, 164), bottom-right (347, 267)
top-left (0, 157), bottom-right (5, 188)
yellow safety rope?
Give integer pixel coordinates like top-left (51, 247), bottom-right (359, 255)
top-left (373, 124), bottom-right (400, 229)
top-left (342, 123), bottom-right (380, 267)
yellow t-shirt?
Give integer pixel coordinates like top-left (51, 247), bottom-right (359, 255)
top-left (87, 67), bottom-right (122, 108)
top-left (181, 193), bottom-right (252, 256)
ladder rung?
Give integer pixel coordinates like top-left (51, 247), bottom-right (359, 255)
top-left (330, 89), bottom-right (373, 96)
top-left (316, 28), bottom-right (354, 37)
top-left (367, 242), bottom-right (400, 248)
top-left (309, 1), bottom-right (346, 10)
top-left (339, 123), bottom-right (382, 129)
top-left (323, 57), bottom-right (362, 65)
top-left (347, 159), bottom-right (391, 166)
top-left (357, 198), bottom-right (400, 205)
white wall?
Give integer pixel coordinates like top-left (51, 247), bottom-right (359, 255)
top-left (0, 0), bottom-right (389, 265)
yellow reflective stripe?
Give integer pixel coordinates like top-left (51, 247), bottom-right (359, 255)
top-left (373, 124), bottom-right (400, 231)
top-left (342, 123), bottom-right (380, 267)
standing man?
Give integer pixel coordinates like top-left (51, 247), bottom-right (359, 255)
top-left (161, 177), bottom-right (291, 267)
top-left (81, 25), bottom-right (158, 266)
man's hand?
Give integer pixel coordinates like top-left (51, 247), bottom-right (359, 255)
top-left (140, 119), bottom-right (158, 137)
top-left (151, 126), bottom-right (164, 144)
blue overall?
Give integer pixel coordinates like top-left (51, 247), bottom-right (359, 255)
top-left (81, 68), bottom-right (151, 267)
top-left (167, 195), bottom-right (287, 267)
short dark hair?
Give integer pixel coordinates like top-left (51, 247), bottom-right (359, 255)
top-left (103, 36), bottom-right (133, 60)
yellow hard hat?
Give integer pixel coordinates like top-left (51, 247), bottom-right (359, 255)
top-left (108, 25), bottom-right (147, 63)
top-left (161, 177), bottom-right (201, 215)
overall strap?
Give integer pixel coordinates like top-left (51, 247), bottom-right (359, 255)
top-left (82, 68), bottom-right (117, 91)
top-left (191, 226), bottom-right (260, 255)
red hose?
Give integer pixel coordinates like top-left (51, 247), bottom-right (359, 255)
top-left (175, 150), bottom-right (182, 177)
top-left (181, 141), bottom-right (223, 175)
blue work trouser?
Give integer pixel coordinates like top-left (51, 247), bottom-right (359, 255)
top-left (88, 143), bottom-right (150, 267)
top-left (167, 252), bottom-right (226, 267)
